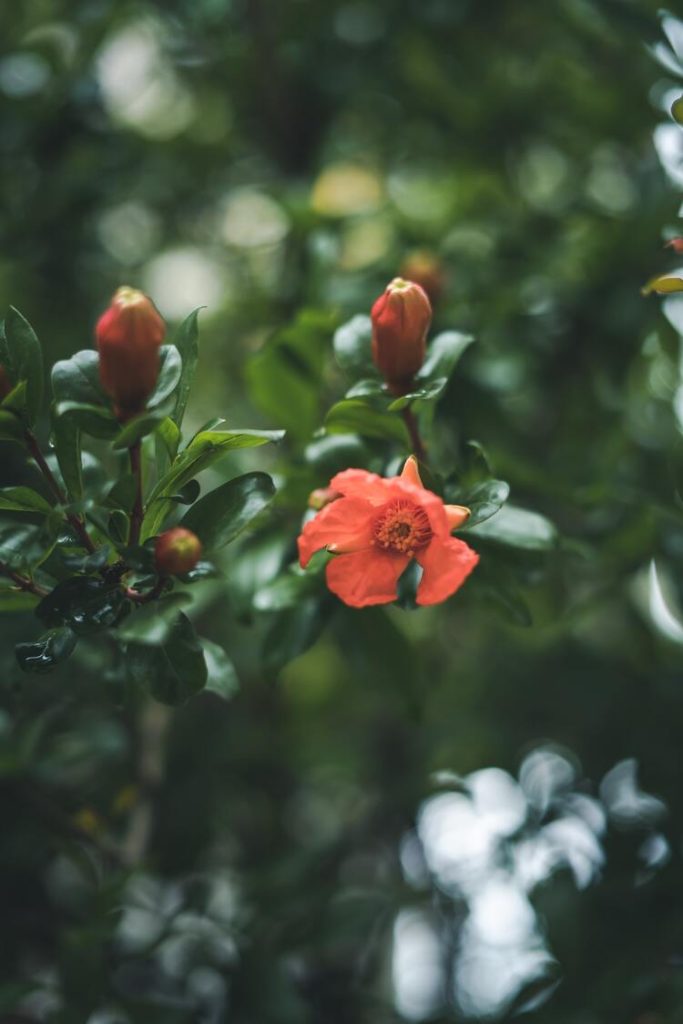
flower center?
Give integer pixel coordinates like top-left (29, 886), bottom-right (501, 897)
top-left (373, 499), bottom-right (432, 555)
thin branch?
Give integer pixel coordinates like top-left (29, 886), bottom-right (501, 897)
top-left (401, 406), bottom-right (427, 463)
top-left (0, 561), bottom-right (48, 597)
top-left (24, 428), bottom-right (96, 553)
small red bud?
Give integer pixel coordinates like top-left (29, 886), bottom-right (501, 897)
top-left (0, 364), bottom-right (12, 402)
top-left (308, 487), bottom-right (341, 510)
top-left (96, 286), bottom-right (165, 421)
top-left (399, 250), bottom-right (446, 305)
top-left (665, 237), bottom-right (683, 254)
top-left (154, 528), bottom-right (202, 576)
top-left (370, 277), bottom-right (432, 394)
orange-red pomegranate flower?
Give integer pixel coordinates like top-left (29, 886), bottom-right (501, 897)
top-left (298, 457), bottom-right (479, 608)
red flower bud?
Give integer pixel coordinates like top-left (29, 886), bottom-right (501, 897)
top-left (96, 286), bottom-right (165, 420)
top-left (0, 365), bottom-right (12, 401)
top-left (665, 237), bottom-right (683, 254)
top-left (154, 527), bottom-right (202, 575)
top-left (370, 277), bottom-right (431, 393)
top-left (399, 250), bottom-right (446, 305)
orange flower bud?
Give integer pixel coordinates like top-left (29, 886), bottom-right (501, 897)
top-left (370, 277), bottom-right (431, 394)
top-left (0, 364), bottom-right (12, 401)
top-left (96, 286), bottom-right (165, 420)
top-left (154, 527), bottom-right (202, 575)
top-left (399, 250), bottom-right (446, 304)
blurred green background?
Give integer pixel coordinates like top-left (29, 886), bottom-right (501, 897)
top-left (3, 0), bottom-right (683, 1021)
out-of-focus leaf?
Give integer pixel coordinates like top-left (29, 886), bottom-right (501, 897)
top-left (15, 627), bottom-right (77, 674)
top-left (52, 350), bottom-right (104, 406)
top-left (51, 408), bottom-right (83, 499)
top-left (126, 611), bottom-right (207, 704)
top-left (112, 409), bottom-right (167, 449)
top-left (59, 545), bottom-right (111, 573)
top-left (181, 471), bottom-right (276, 551)
top-left (333, 314), bottom-right (374, 375)
top-left (304, 433), bottom-right (369, 473)
top-left (415, 330), bottom-right (473, 383)
top-left (325, 399), bottom-right (409, 443)
top-left (171, 309), bottom-right (201, 427)
top-left (147, 345), bottom-right (182, 408)
top-left (117, 593), bottom-right (191, 644)
top-left (0, 523), bottom-right (54, 571)
top-left (254, 564), bottom-right (325, 611)
top-left (345, 377), bottom-right (384, 399)
top-left (202, 638), bottom-right (239, 700)
top-left (0, 588), bottom-right (40, 611)
top-left (54, 401), bottom-right (118, 439)
top-left (36, 577), bottom-right (130, 634)
top-left (468, 504), bottom-right (557, 550)
top-left (0, 409), bottom-right (25, 443)
top-left (0, 307), bottom-right (43, 424)
top-left (387, 378), bottom-right (448, 411)
top-left (263, 598), bottom-right (333, 674)
top-left (0, 487), bottom-right (52, 514)
top-left (156, 416), bottom-right (181, 462)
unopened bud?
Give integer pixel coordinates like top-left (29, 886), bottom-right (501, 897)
top-left (154, 527), bottom-right (202, 575)
top-left (96, 286), bottom-right (165, 421)
top-left (400, 250), bottom-right (445, 304)
top-left (370, 277), bottom-right (431, 394)
top-left (308, 487), bottom-right (341, 510)
top-left (0, 364), bottom-right (12, 401)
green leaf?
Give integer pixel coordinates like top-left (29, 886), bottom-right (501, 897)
top-left (0, 523), bottom-right (54, 571)
top-left (202, 638), bottom-right (239, 700)
top-left (36, 577), bottom-right (130, 634)
top-left (54, 401), bottom-right (118, 439)
top-left (325, 399), bottom-right (409, 443)
top-left (415, 330), bottom-right (473, 384)
top-left (333, 314), bottom-right (374, 375)
top-left (105, 474), bottom-right (137, 513)
top-left (263, 599), bottom-right (333, 674)
top-left (1, 380), bottom-right (28, 417)
top-left (51, 408), bottom-right (83, 499)
top-left (171, 309), bottom-right (201, 427)
top-left (59, 545), bottom-right (111, 573)
top-left (156, 416), bottom-right (181, 461)
top-left (147, 345), bottom-right (182, 408)
top-left (0, 307), bottom-right (44, 425)
top-left (0, 410), bottom-right (25, 444)
top-left (468, 503), bottom-right (557, 550)
top-left (0, 587), bottom-right (40, 611)
top-left (460, 479), bottom-right (510, 528)
top-left (254, 565), bottom-right (325, 611)
top-left (0, 487), bottom-right (52, 515)
top-left (112, 409), bottom-right (166, 449)
top-left (181, 471), bottom-right (276, 551)
top-left (141, 428), bottom-right (284, 541)
top-left (117, 593), bottom-right (191, 643)
top-left (52, 350), bottom-right (105, 406)
top-left (126, 611), bottom-right (207, 705)
top-left (387, 377), bottom-right (448, 411)
top-left (345, 378), bottom-right (384, 399)
top-left (15, 627), bottom-right (77, 674)
top-left (304, 433), bottom-right (369, 473)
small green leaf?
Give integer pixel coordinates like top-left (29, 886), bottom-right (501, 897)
top-left (54, 401), bottom-right (118, 439)
top-left (171, 309), bottom-right (201, 427)
top-left (202, 638), bottom-right (239, 700)
top-left (468, 504), bottom-right (557, 550)
top-left (112, 409), bottom-right (166, 449)
top-left (126, 611), bottom-right (207, 705)
top-left (16, 627), bottom-right (77, 674)
top-left (345, 378), bottom-right (384, 399)
top-left (181, 471), bottom-right (276, 551)
top-left (51, 407), bottom-right (83, 499)
top-left (325, 399), bottom-right (409, 443)
top-left (333, 314), bottom-right (374, 374)
top-left (156, 416), bottom-right (181, 461)
top-left (1, 307), bottom-right (44, 425)
top-left (147, 345), bottom-right (182, 408)
top-left (1, 380), bottom-right (28, 417)
top-left (387, 377), bottom-right (448, 411)
top-left (0, 487), bottom-right (52, 515)
top-left (52, 350), bottom-right (105, 406)
top-left (460, 479), bottom-right (510, 528)
top-left (415, 330), bottom-right (473, 384)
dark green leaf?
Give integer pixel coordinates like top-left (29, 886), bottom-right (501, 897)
top-left (112, 409), bottom-right (166, 449)
top-left (171, 479), bottom-right (201, 505)
top-left (468, 504), bottom-right (557, 550)
top-left (387, 378), bottom-right (448, 411)
top-left (254, 565), bottom-right (325, 611)
top-left (126, 611), bottom-right (207, 704)
top-left (0, 588), bottom-right (40, 611)
top-left (54, 401), bottom-right (118, 439)
top-left (181, 471), bottom-right (276, 551)
top-left (0, 487), bottom-right (52, 515)
top-left (156, 416), bottom-right (181, 461)
top-left (51, 407), bottom-right (83, 499)
top-left (202, 638), bottom-right (239, 700)
top-left (460, 479), bottom-right (510, 528)
top-left (1, 307), bottom-right (43, 424)
top-left (16, 627), bottom-right (77, 674)
top-left (51, 350), bottom-right (105, 407)
top-left (0, 523), bottom-right (54, 571)
top-left (304, 434), bottom-right (369, 473)
top-left (325, 399), bottom-right (409, 443)
top-left (415, 330), bottom-right (473, 384)
top-left (36, 577), bottom-right (130, 634)
top-left (171, 309), bottom-right (201, 426)
top-left (59, 545), bottom-right (111, 572)
top-left (0, 410), bottom-right (25, 443)
top-left (333, 314), bottom-right (374, 374)
top-left (147, 345), bottom-right (182, 408)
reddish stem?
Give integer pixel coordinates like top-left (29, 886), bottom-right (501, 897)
top-left (24, 429), bottom-right (96, 553)
top-left (401, 406), bottom-right (427, 463)
top-left (0, 560), bottom-right (48, 597)
top-left (129, 442), bottom-right (144, 547)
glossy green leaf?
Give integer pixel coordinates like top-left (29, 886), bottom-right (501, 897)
top-left (0, 487), bottom-right (52, 515)
top-left (36, 577), bottom-right (130, 634)
top-left (333, 314), bottom-right (374, 374)
top-left (15, 627), bottom-right (77, 674)
top-left (325, 399), bottom-right (409, 443)
top-left (112, 409), bottom-right (166, 449)
top-left (51, 408), bottom-right (83, 500)
top-left (181, 471), bottom-right (276, 551)
top-left (126, 611), bottom-right (207, 705)
top-left (54, 401), bottom-right (118, 439)
top-left (52, 350), bottom-right (105, 406)
top-left (0, 523), bottom-right (54, 571)
top-left (460, 479), bottom-right (510, 528)
top-left (141, 428), bottom-right (284, 540)
top-left (0, 307), bottom-right (43, 425)
top-left (387, 378), bottom-right (448, 411)
top-left (171, 309), bottom-right (201, 426)
top-left (156, 416), bottom-right (181, 461)
top-left (415, 330), bottom-right (473, 384)
top-left (468, 503), bottom-right (557, 550)
top-left (202, 638), bottom-right (239, 700)
top-left (147, 345), bottom-right (182, 408)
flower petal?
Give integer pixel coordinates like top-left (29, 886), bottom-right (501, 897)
top-left (326, 548), bottom-right (408, 608)
top-left (330, 468), bottom-right (391, 506)
top-left (415, 536), bottom-right (479, 606)
top-left (298, 498), bottom-right (374, 568)
top-left (445, 504), bottom-right (470, 530)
